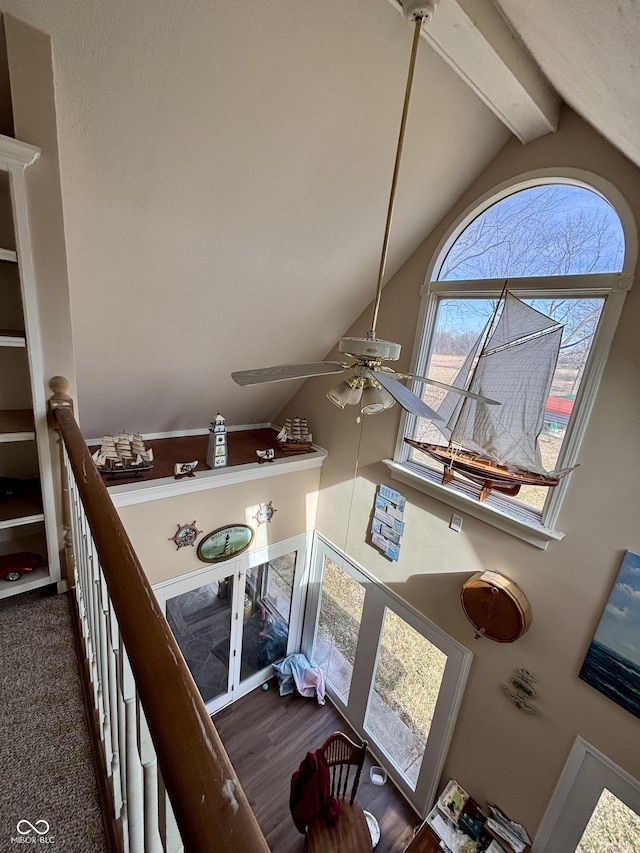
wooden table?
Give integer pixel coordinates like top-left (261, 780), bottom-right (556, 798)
top-left (306, 801), bottom-right (373, 852)
top-left (402, 820), bottom-right (442, 852)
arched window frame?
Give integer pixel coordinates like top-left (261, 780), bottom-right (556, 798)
top-left (387, 170), bottom-right (636, 548)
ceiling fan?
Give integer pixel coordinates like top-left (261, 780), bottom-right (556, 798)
top-left (232, 0), bottom-right (497, 419)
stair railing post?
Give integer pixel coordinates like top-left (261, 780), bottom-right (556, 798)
top-left (47, 375), bottom-right (76, 586)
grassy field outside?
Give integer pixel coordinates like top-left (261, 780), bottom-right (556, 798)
top-left (577, 788), bottom-right (640, 852)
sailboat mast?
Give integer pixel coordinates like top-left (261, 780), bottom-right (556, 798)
top-left (444, 283), bottom-right (507, 453)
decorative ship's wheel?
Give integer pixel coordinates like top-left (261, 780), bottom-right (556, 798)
top-left (169, 521), bottom-right (202, 550)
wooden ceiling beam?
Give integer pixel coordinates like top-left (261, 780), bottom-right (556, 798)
top-left (389, 0), bottom-right (560, 143)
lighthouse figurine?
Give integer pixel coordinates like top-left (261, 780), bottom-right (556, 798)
top-left (207, 413), bottom-right (228, 469)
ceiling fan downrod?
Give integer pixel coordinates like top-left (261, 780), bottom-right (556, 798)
top-left (367, 0), bottom-right (440, 342)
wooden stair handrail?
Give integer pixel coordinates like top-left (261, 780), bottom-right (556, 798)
top-left (51, 402), bottom-right (269, 852)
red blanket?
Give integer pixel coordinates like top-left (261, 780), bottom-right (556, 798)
top-left (289, 748), bottom-right (342, 833)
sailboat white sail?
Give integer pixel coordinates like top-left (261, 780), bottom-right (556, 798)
top-left (406, 291), bottom-right (573, 500)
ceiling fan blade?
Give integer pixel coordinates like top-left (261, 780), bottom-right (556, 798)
top-left (373, 370), bottom-right (443, 421)
top-left (390, 369), bottom-right (501, 405)
top-left (232, 361), bottom-right (348, 387)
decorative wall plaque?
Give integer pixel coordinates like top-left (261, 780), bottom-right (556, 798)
top-left (197, 524), bottom-right (254, 563)
top-left (370, 484), bottom-right (405, 562)
top-left (253, 501), bottom-right (277, 526)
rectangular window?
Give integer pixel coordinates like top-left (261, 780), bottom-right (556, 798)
top-left (240, 553), bottom-right (295, 683)
top-left (393, 273), bottom-right (629, 546)
top-left (166, 575), bottom-right (235, 704)
top-left (578, 789), bottom-right (640, 851)
top-left (408, 293), bottom-right (604, 514)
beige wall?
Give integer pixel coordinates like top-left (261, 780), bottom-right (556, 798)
top-left (117, 466), bottom-right (321, 586)
top-left (280, 107), bottom-right (640, 833)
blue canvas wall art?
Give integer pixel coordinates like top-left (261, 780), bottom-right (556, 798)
top-left (579, 550), bottom-right (640, 719)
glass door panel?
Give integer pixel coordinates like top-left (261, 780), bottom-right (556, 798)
top-left (577, 789), bottom-right (640, 851)
top-left (166, 573), bottom-right (235, 705)
top-left (313, 556), bottom-right (365, 702)
top-left (535, 738), bottom-right (640, 853)
top-left (240, 552), bottom-right (296, 683)
top-left (364, 607), bottom-right (447, 789)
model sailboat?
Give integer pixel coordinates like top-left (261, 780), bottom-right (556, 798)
top-left (92, 432), bottom-right (154, 473)
top-left (277, 417), bottom-right (313, 453)
top-left (405, 291), bottom-right (574, 501)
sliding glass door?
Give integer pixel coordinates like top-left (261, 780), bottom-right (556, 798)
top-left (304, 535), bottom-right (472, 813)
top-left (166, 566), bottom-right (236, 707)
top-left (240, 552), bottom-right (297, 686)
top-left (155, 533), bottom-right (310, 713)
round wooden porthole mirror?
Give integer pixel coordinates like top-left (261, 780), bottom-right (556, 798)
top-left (461, 571), bottom-right (531, 642)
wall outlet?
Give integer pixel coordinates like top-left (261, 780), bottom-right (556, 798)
top-left (450, 513), bottom-right (463, 532)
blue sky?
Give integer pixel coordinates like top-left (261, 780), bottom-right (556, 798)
top-left (593, 550), bottom-right (640, 665)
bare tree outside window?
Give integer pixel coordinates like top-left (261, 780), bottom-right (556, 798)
top-left (439, 185), bottom-right (624, 280)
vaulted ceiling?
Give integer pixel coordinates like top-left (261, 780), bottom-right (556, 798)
top-left (2, 0), bottom-right (638, 437)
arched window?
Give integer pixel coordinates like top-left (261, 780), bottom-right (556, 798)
top-left (439, 184), bottom-right (624, 279)
top-left (391, 179), bottom-right (633, 546)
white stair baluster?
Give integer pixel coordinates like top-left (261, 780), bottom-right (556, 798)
top-left (138, 705), bottom-right (163, 853)
top-left (120, 645), bottom-right (144, 850)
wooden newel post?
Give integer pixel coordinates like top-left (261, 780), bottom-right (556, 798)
top-left (48, 375), bottom-right (74, 423)
top-left (48, 376), bottom-right (76, 586)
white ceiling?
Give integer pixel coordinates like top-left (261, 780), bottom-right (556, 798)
top-left (2, 0), bottom-right (638, 436)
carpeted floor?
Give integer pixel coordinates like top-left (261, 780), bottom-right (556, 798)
top-left (0, 587), bottom-right (107, 851)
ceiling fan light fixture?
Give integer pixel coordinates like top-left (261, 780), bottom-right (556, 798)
top-left (360, 379), bottom-right (396, 415)
top-left (326, 375), bottom-right (364, 409)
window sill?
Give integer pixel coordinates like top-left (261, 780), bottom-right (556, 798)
top-left (382, 459), bottom-right (565, 550)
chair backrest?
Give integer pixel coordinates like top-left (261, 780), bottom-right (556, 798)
top-left (319, 731), bottom-right (368, 805)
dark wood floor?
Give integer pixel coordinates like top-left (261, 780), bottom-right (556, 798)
top-left (214, 685), bottom-right (421, 853)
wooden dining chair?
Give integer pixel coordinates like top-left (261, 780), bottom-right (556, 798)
top-left (306, 731), bottom-right (373, 852)
top-left (321, 731), bottom-right (367, 804)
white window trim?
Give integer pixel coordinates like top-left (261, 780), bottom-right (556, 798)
top-left (533, 736), bottom-right (640, 852)
top-left (392, 171), bottom-right (636, 548)
top-left (392, 273), bottom-right (632, 548)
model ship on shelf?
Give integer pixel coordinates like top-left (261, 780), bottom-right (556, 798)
top-left (277, 417), bottom-right (313, 453)
top-left (405, 290), bottom-right (575, 502)
top-left (92, 432), bottom-right (154, 477)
